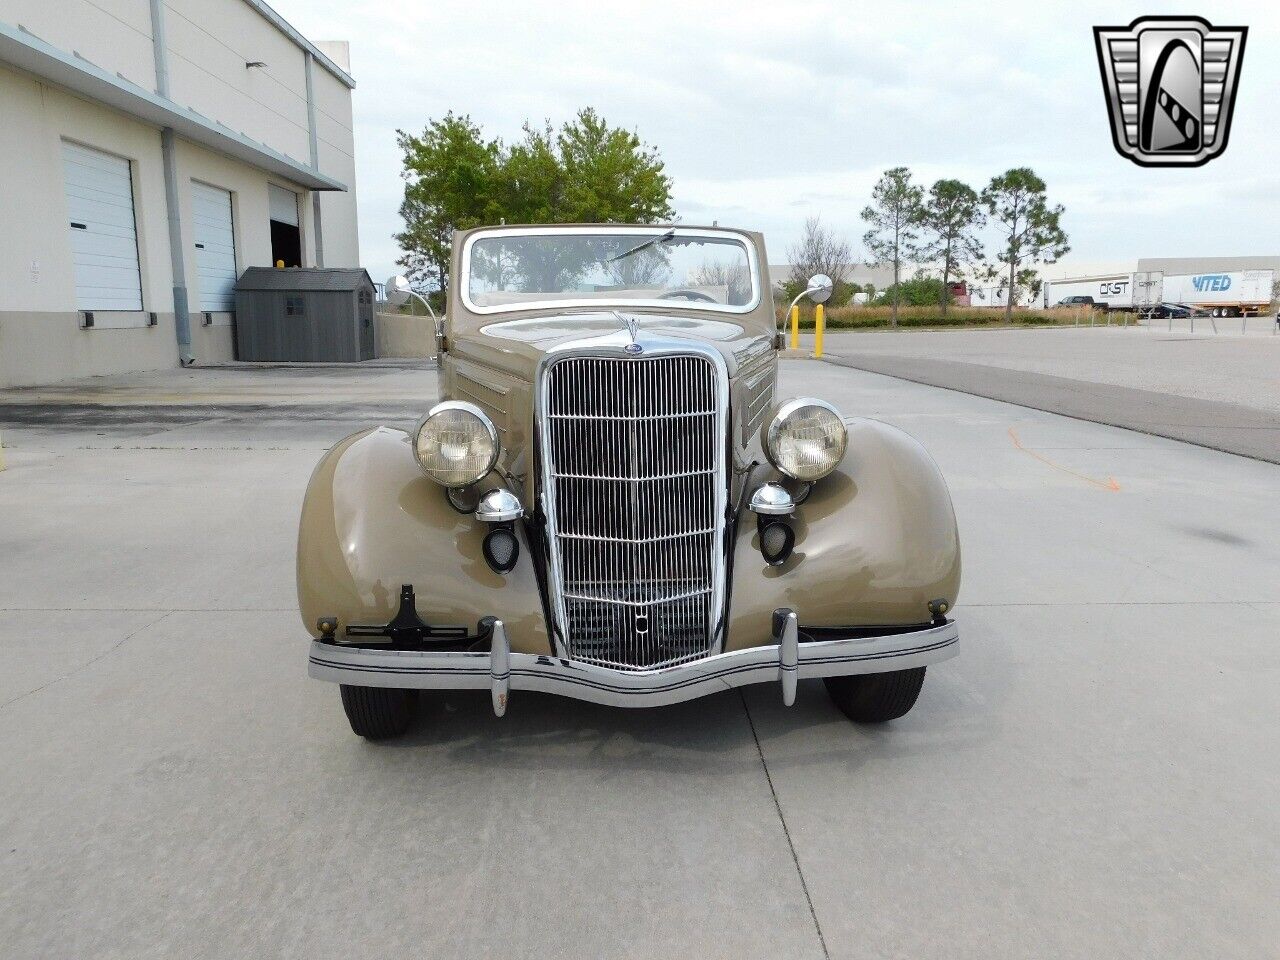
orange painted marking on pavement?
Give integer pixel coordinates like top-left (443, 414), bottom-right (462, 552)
top-left (1008, 426), bottom-right (1120, 492)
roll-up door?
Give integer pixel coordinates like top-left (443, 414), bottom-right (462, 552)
top-left (269, 184), bottom-right (299, 226)
top-left (268, 184), bottom-right (302, 268)
top-left (61, 141), bottom-right (143, 311)
top-left (192, 181), bottom-right (237, 312)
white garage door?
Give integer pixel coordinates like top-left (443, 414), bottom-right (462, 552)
top-left (61, 141), bottom-right (143, 311)
top-left (192, 181), bottom-right (237, 312)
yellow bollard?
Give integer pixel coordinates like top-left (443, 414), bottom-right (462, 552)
top-left (789, 305), bottom-right (799, 350)
top-left (813, 304), bottom-right (825, 358)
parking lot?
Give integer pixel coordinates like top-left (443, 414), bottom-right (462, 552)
top-left (2, 343), bottom-right (1278, 959)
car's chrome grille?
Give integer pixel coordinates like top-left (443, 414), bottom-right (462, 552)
top-left (542, 354), bottom-right (725, 670)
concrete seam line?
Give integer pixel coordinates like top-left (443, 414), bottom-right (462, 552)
top-left (0, 610), bottom-right (175, 711)
top-left (819, 354), bottom-right (1280, 466)
top-left (738, 688), bottom-right (830, 960)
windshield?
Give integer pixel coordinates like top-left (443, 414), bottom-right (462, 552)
top-left (465, 230), bottom-right (758, 312)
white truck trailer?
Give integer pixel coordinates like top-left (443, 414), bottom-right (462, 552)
top-left (1045, 270), bottom-right (1273, 316)
top-left (1042, 274), bottom-right (1135, 309)
top-left (1155, 270), bottom-right (1273, 317)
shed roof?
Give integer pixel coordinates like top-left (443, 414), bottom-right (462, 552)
top-left (237, 267), bottom-right (373, 292)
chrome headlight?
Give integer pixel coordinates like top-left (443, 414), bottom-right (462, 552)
top-left (413, 401), bottom-right (499, 487)
top-left (764, 398), bottom-right (848, 481)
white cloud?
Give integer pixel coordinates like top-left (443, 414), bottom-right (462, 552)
top-left (273, 0), bottom-right (1279, 281)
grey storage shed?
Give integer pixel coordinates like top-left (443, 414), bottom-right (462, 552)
top-left (234, 268), bottom-right (376, 362)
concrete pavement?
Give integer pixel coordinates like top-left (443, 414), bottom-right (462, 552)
top-left (1, 358), bottom-right (1277, 959)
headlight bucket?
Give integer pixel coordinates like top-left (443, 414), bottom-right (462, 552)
top-left (413, 401), bottom-right (499, 487)
top-left (763, 398), bottom-right (848, 482)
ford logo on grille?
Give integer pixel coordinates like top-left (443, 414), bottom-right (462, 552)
top-left (623, 343), bottom-right (643, 355)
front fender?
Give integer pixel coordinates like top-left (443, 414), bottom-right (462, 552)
top-left (725, 417), bottom-right (961, 650)
top-left (296, 427), bottom-right (552, 654)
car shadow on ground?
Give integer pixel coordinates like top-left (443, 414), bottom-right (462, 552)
top-left (351, 676), bottom-right (994, 780)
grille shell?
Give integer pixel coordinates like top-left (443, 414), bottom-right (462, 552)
top-left (540, 352), bottom-right (728, 670)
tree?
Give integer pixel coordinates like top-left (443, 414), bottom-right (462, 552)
top-left (980, 168), bottom-right (1069, 323)
top-left (555, 108), bottom-right (674, 223)
top-left (396, 108), bottom-right (675, 302)
top-left (394, 113), bottom-right (501, 305)
top-left (785, 217), bottom-right (854, 306)
top-left (918, 179), bottom-right (984, 317)
top-left (494, 121), bottom-right (564, 225)
top-left (862, 167), bottom-right (924, 326)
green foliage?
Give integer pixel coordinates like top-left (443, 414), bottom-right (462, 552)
top-left (779, 276), bottom-right (855, 308)
top-left (861, 167), bottom-right (925, 324)
top-left (556, 108), bottom-right (675, 223)
top-left (875, 275), bottom-right (948, 307)
top-left (394, 113), bottom-right (501, 300)
top-left (980, 168), bottom-right (1069, 321)
top-left (395, 108), bottom-right (675, 297)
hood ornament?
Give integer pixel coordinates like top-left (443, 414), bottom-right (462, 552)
top-left (613, 311), bottom-right (643, 353)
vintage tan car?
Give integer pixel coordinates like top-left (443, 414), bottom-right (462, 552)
top-left (299, 225), bottom-right (961, 739)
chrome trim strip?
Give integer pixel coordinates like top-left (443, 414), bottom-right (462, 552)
top-left (459, 226), bottom-right (762, 316)
top-left (307, 621), bottom-right (960, 708)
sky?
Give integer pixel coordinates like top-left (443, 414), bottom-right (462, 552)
top-left (273, 0), bottom-right (1278, 284)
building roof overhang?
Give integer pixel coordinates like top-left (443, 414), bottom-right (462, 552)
top-left (0, 21), bottom-right (347, 192)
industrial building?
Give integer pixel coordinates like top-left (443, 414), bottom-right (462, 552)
top-left (0, 0), bottom-right (360, 387)
top-left (768, 262), bottom-right (898, 294)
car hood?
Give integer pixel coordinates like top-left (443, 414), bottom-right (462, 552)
top-left (448, 311), bottom-right (776, 381)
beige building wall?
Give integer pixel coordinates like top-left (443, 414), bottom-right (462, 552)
top-left (0, 0), bottom-right (360, 387)
top-left (0, 63), bottom-right (178, 386)
top-left (164, 0), bottom-right (313, 160)
top-left (3, 0), bottom-right (157, 89)
top-left (311, 43), bottom-right (360, 269)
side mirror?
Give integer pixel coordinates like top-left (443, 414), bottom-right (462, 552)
top-left (384, 275), bottom-right (413, 308)
top-left (805, 273), bottom-right (834, 305)
top-left (777, 272), bottom-right (835, 348)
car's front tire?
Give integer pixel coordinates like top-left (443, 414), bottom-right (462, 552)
top-left (824, 667), bottom-right (926, 723)
top-left (339, 685), bottom-right (415, 740)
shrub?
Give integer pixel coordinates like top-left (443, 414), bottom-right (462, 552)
top-left (874, 276), bottom-right (949, 307)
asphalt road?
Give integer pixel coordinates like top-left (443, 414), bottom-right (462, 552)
top-left (817, 327), bottom-right (1280, 463)
top-left (2, 358), bottom-right (1277, 959)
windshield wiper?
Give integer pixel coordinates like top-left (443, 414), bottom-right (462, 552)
top-left (605, 228), bottom-right (676, 264)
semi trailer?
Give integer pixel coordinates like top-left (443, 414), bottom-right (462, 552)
top-left (1044, 270), bottom-right (1273, 316)
top-left (1042, 274), bottom-right (1135, 310)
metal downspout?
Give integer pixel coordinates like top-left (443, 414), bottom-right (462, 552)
top-left (304, 51), bottom-right (325, 267)
top-left (149, 0), bottom-right (193, 364)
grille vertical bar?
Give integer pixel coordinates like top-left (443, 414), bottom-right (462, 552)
top-left (542, 353), bottom-right (725, 670)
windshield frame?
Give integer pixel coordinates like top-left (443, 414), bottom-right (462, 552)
top-left (459, 225), bottom-right (762, 316)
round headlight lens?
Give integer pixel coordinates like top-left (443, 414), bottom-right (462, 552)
top-left (764, 398), bottom-right (848, 481)
top-left (413, 401), bottom-right (499, 487)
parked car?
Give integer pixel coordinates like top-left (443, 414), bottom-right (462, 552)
top-left (299, 225), bottom-right (962, 739)
top-left (1145, 302), bottom-right (1192, 319)
top-left (1057, 294), bottom-right (1105, 309)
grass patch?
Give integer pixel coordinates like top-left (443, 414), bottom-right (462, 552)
top-left (775, 305), bottom-right (1131, 330)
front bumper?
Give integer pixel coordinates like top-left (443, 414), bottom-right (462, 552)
top-left (308, 613), bottom-right (958, 712)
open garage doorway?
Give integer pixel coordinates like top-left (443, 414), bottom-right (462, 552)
top-left (269, 184), bottom-right (302, 267)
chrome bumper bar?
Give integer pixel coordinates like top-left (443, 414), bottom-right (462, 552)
top-left (308, 611), bottom-right (958, 712)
